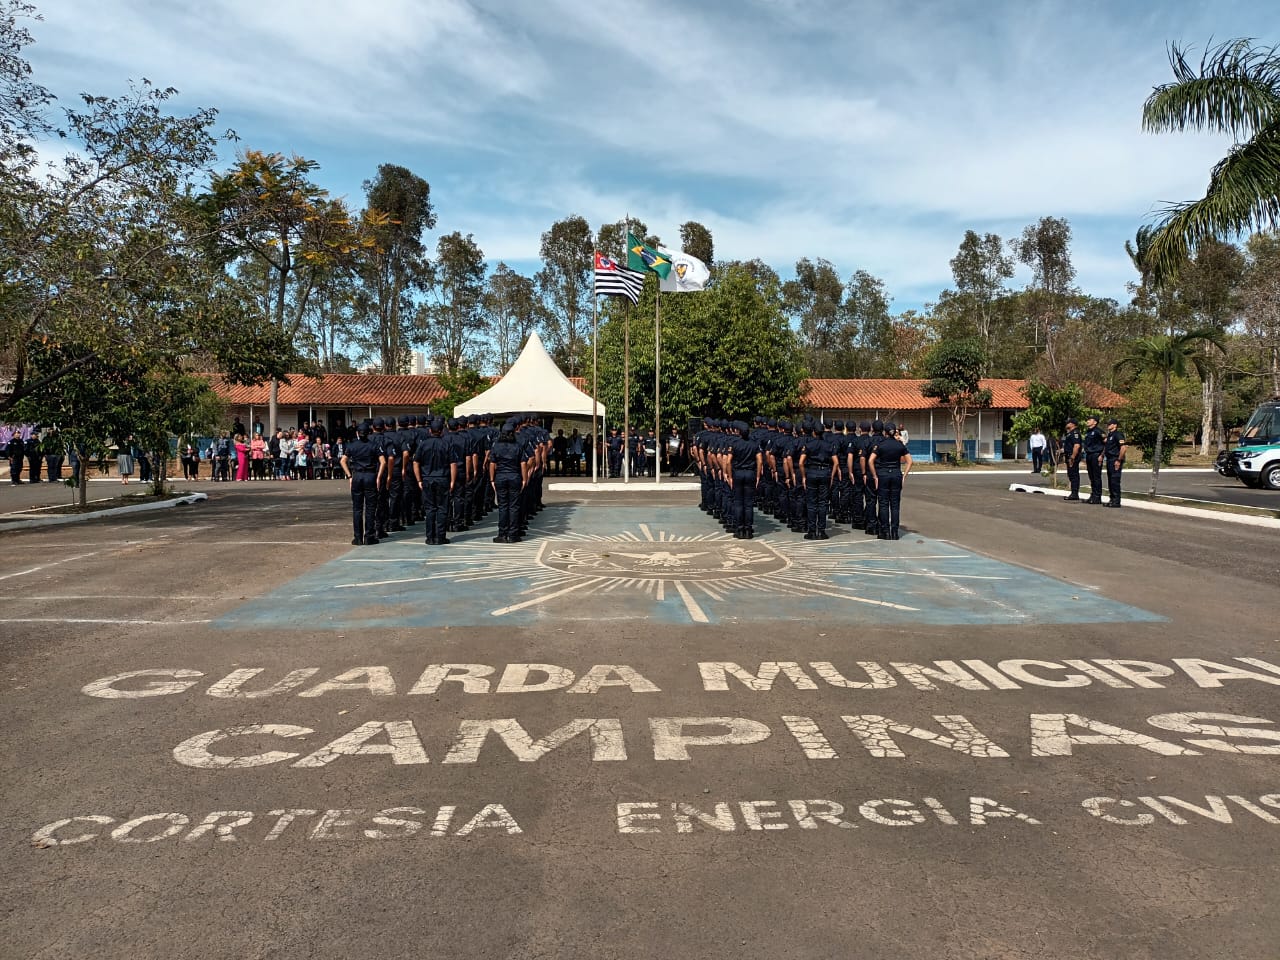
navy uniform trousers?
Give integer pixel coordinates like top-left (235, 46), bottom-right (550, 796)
top-left (877, 467), bottom-right (903, 536)
top-left (351, 471), bottom-right (378, 542)
top-left (804, 470), bottom-right (831, 535)
top-left (731, 471), bottom-right (757, 532)
top-left (422, 477), bottom-right (449, 543)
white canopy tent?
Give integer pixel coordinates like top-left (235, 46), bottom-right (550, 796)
top-left (453, 331), bottom-right (606, 420)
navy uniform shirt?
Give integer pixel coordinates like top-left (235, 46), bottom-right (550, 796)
top-left (729, 435), bottom-right (761, 474)
top-left (1103, 428), bottom-right (1126, 461)
top-left (1062, 429), bottom-right (1082, 464)
top-left (802, 434), bottom-right (836, 474)
top-left (1083, 425), bottom-right (1105, 456)
top-left (873, 437), bottom-right (909, 470)
top-left (345, 437), bottom-right (379, 472)
top-left (490, 439), bottom-right (525, 478)
top-left (413, 434), bottom-right (454, 479)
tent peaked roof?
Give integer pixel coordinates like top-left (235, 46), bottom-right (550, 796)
top-left (453, 331), bottom-right (605, 418)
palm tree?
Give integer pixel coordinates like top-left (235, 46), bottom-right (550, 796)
top-left (1114, 329), bottom-right (1226, 495)
top-left (1142, 39), bottom-right (1280, 284)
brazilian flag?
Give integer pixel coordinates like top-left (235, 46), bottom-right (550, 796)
top-left (627, 232), bottom-right (672, 279)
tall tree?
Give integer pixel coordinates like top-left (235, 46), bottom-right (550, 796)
top-left (1174, 238), bottom-right (1244, 453)
top-left (537, 214), bottom-right (594, 375)
top-left (423, 231), bottom-right (487, 374)
top-left (949, 230), bottom-right (1013, 365)
top-left (846, 269), bottom-right (897, 377)
top-left (921, 338), bottom-right (992, 459)
top-left (203, 151), bottom-right (367, 429)
top-left (0, 0), bottom-right (52, 150)
top-left (679, 220), bottom-right (714, 265)
top-left (1014, 216), bottom-right (1077, 383)
top-left (1114, 328), bottom-right (1225, 495)
top-left (1241, 231), bottom-right (1280, 396)
top-left (1141, 39), bottom-right (1280, 284)
top-left (484, 263), bottom-right (543, 373)
top-left (783, 258), bottom-right (847, 377)
top-left (358, 163), bottom-right (435, 373)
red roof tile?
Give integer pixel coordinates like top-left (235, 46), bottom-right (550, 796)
top-left (802, 379), bottom-right (1125, 411)
top-left (210, 374), bottom-right (447, 407)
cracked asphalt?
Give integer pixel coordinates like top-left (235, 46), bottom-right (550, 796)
top-left (2, 475), bottom-right (1278, 960)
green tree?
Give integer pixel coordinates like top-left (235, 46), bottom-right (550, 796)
top-left (1119, 374), bottom-right (1203, 470)
top-left (949, 229), bottom-right (1013, 365)
top-left (846, 270), bottom-right (898, 377)
top-left (1014, 216), bottom-right (1077, 383)
top-left (1113, 328), bottom-right (1225, 494)
top-left (435, 367), bottom-right (489, 418)
top-left (783, 258), bottom-right (848, 377)
top-left (1240, 231), bottom-right (1280, 396)
top-left (484, 263), bottom-right (543, 373)
top-left (423, 231), bottom-right (487, 374)
top-left (202, 150), bottom-right (369, 429)
top-left (1007, 381), bottom-right (1098, 486)
top-left (1141, 39), bottom-right (1280, 284)
top-left (1174, 238), bottom-right (1244, 453)
top-left (679, 220), bottom-right (714, 266)
top-left (921, 338), bottom-right (992, 458)
top-left (537, 214), bottom-right (594, 375)
top-left (358, 163), bottom-right (435, 373)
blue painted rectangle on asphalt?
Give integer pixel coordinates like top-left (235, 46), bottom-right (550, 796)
top-left (217, 506), bottom-right (1161, 629)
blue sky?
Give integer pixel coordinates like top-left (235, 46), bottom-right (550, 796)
top-left (25, 0), bottom-right (1279, 312)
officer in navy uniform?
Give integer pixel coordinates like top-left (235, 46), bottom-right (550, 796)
top-left (1061, 418), bottom-right (1083, 501)
top-left (385, 416), bottom-right (408, 532)
top-left (367, 418), bottom-right (391, 537)
top-left (1082, 414), bottom-right (1105, 504)
top-left (868, 421), bottom-right (912, 540)
top-left (489, 420), bottom-right (528, 543)
top-left (848, 421), bottom-right (870, 529)
top-left (1103, 418), bottom-right (1127, 507)
top-left (412, 418), bottom-right (456, 545)
top-left (607, 427), bottom-right (624, 478)
top-left (726, 421), bottom-right (763, 539)
top-left (798, 420), bottom-right (837, 539)
top-left (340, 421), bottom-right (382, 545)
top-left (830, 420), bottom-right (848, 524)
top-left (863, 420), bottom-right (886, 535)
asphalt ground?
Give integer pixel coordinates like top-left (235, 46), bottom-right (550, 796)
top-left (2, 476), bottom-right (1279, 960)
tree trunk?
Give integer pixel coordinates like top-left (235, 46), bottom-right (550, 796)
top-left (77, 445), bottom-right (89, 508)
top-left (1198, 370), bottom-right (1220, 456)
top-left (1150, 373), bottom-right (1168, 497)
top-left (952, 407), bottom-right (966, 461)
top-left (151, 448), bottom-right (169, 497)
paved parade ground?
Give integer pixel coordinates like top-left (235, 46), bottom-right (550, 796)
top-left (3, 476), bottom-right (1279, 959)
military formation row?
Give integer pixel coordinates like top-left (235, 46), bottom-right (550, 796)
top-left (337, 414), bottom-right (549, 546)
top-left (692, 418), bottom-right (912, 540)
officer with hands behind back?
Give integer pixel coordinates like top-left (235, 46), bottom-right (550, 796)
top-left (341, 420), bottom-right (382, 546)
top-left (1061, 418), bottom-right (1082, 501)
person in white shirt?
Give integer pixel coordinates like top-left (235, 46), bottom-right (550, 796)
top-left (1029, 428), bottom-right (1048, 474)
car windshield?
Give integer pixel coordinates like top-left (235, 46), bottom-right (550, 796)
top-left (1240, 406), bottom-right (1277, 444)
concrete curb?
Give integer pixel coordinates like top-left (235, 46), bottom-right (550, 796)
top-left (548, 481), bottom-right (700, 492)
top-left (1007, 483), bottom-right (1280, 529)
top-left (0, 492), bottom-right (208, 531)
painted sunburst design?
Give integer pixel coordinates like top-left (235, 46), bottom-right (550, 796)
top-left (333, 521), bottom-right (1008, 625)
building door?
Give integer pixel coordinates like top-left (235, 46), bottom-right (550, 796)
top-left (327, 410), bottom-right (348, 440)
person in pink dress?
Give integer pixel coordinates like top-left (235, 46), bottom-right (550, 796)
top-left (234, 434), bottom-right (250, 481)
top-left (250, 433), bottom-right (266, 479)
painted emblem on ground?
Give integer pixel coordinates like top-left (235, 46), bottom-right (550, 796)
top-left (218, 506), bottom-right (1160, 629)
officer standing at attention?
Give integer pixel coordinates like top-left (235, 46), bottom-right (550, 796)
top-left (1103, 418), bottom-right (1127, 507)
top-left (726, 420), bottom-right (763, 539)
top-left (386, 416), bottom-right (407, 532)
top-left (1082, 414), bottom-right (1105, 504)
top-left (412, 418), bottom-right (456, 545)
top-left (798, 419), bottom-right (837, 540)
top-left (1061, 418), bottom-right (1083, 501)
top-left (868, 421), bottom-right (911, 540)
top-left (863, 420), bottom-right (886, 536)
top-left (848, 421), bottom-right (870, 529)
top-left (340, 421), bottom-right (382, 545)
top-left (489, 421), bottom-right (528, 543)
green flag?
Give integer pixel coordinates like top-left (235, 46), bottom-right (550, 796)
top-left (627, 232), bottom-right (672, 278)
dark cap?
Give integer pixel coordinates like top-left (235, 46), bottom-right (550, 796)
top-left (1106, 418), bottom-right (1119, 425)
top-left (871, 419), bottom-right (884, 432)
top-left (1066, 417), bottom-right (1078, 426)
top-left (884, 421), bottom-right (896, 432)
top-left (372, 417), bottom-right (385, 429)
top-left (1086, 414), bottom-right (1098, 422)
top-left (398, 416), bottom-right (411, 426)
top-left (833, 419), bottom-right (844, 430)
top-left (859, 420), bottom-right (871, 431)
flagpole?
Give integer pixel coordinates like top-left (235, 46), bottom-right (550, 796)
top-left (592, 273), bottom-right (599, 486)
top-left (623, 214), bottom-right (630, 484)
top-left (654, 285), bottom-right (661, 486)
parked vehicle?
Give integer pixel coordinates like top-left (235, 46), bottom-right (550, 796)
top-left (1216, 399), bottom-right (1280, 490)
